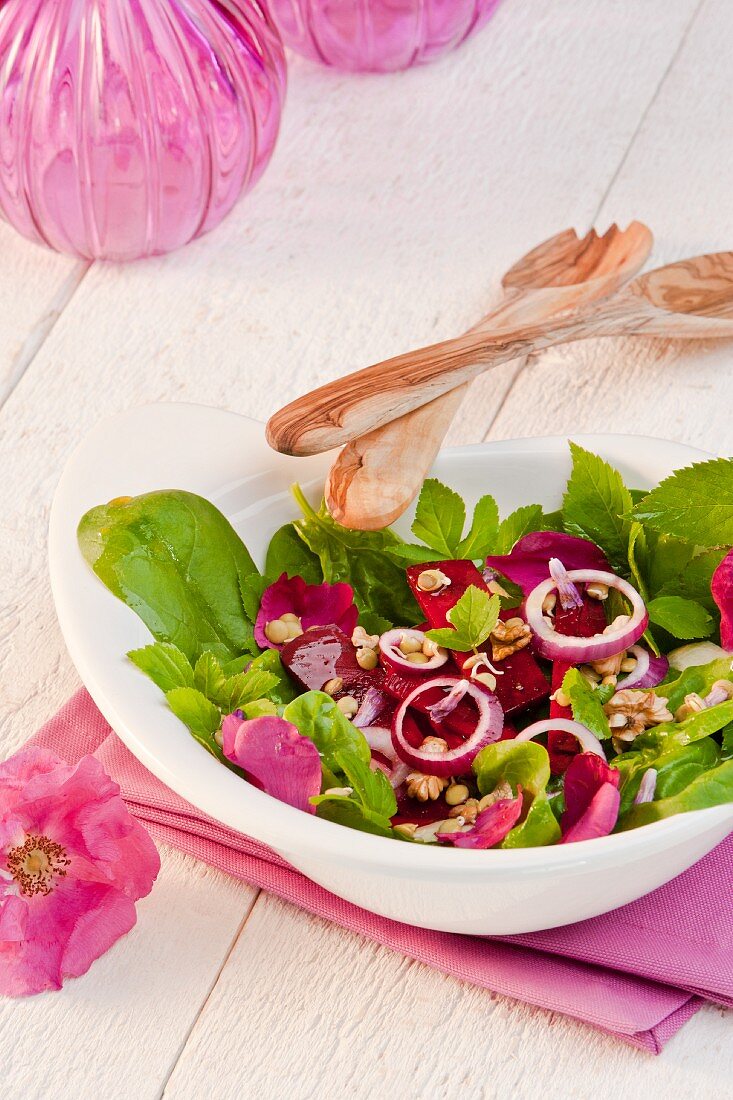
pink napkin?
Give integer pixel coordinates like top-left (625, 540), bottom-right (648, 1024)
top-left (33, 691), bottom-right (733, 1053)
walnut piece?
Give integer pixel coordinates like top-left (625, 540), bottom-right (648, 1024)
top-left (490, 617), bottom-right (532, 662)
top-left (603, 688), bottom-right (673, 744)
top-left (405, 773), bottom-right (449, 802)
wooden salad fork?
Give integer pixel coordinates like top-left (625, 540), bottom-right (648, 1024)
top-left (267, 248), bottom-right (733, 463)
top-left (324, 222), bottom-right (653, 529)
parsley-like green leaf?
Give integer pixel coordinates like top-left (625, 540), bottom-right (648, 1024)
top-left (411, 479), bottom-right (466, 557)
top-left (194, 651), bottom-right (228, 701)
top-left (563, 442), bottom-right (633, 571)
top-left (166, 687), bottom-right (221, 738)
top-left (561, 668), bottom-right (611, 739)
top-left (494, 504), bottom-right (544, 555)
top-left (456, 494), bottom-right (500, 560)
top-left (426, 587), bottom-right (500, 652)
top-left (128, 642), bottom-right (194, 693)
top-left (630, 457), bottom-right (733, 547)
top-left (647, 596), bottom-right (714, 640)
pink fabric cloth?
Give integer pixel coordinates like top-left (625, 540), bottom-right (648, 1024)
top-left (32, 691), bottom-right (733, 1053)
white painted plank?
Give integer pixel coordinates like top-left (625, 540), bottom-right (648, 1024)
top-left (0, 847), bottom-right (257, 1100)
top-left (164, 894), bottom-right (733, 1100)
top-left (0, 224), bottom-right (86, 407)
top-left (489, 0), bottom-right (733, 455)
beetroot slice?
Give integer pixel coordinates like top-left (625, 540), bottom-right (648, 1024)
top-left (548, 592), bottom-right (608, 775)
top-left (280, 624), bottom-right (384, 704)
top-left (406, 559), bottom-right (550, 717)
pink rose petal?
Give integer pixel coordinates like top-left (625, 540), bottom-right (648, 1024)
top-left (222, 714), bottom-right (322, 814)
top-left (711, 548), bottom-right (733, 651)
top-left (255, 573), bottom-right (358, 650)
top-left (561, 752), bottom-right (621, 843)
top-left (485, 532), bottom-right (610, 596)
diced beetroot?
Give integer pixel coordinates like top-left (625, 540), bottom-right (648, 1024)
top-left (547, 592), bottom-right (608, 775)
top-left (386, 681), bottom-right (478, 750)
top-left (406, 559), bottom-right (550, 717)
top-left (280, 624), bottom-right (384, 704)
top-left (392, 790), bottom-right (453, 826)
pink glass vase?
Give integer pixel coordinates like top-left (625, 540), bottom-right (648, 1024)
top-left (0, 0), bottom-right (286, 260)
top-left (268, 0), bottom-right (501, 72)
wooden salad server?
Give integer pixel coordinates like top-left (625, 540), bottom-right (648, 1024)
top-left (267, 249), bottom-right (733, 459)
top-left (324, 222), bottom-right (653, 529)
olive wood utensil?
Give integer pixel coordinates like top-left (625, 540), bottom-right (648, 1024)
top-left (324, 222), bottom-right (653, 529)
top-left (267, 249), bottom-right (733, 459)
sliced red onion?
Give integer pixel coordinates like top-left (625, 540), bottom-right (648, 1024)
top-left (427, 679), bottom-right (470, 722)
top-left (549, 557), bottom-right (583, 611)
top-left (378, 628), bottom-right (448, 674)
top-left (617, 645), bottom-right (669, 690)
top-left (362, 726), bottom-right (397, 762)
top-left (526, 569), bottom-right (648, 662)
top-left (634, 768), bottom-right (658, 805)
top-left (513, 718), bottom-right (607, 760)
top-left (389, 762), bottom-right (412, 789)
top-left (353, 687), bottom-right (391, 729)
top-left (392, 676), bottom-right (504, 777)
top-left (369, 755), bottom-right (391, 777)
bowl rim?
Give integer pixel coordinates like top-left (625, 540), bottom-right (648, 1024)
top-left (49, 402), bottom-right (733, 876)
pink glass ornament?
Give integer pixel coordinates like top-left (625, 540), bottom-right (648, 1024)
top-left (268, 0), bottom-right (501, 72)
top-left (0, 0), bottom-right (286, 260)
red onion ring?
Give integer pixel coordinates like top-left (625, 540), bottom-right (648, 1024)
top-left (362, 726), bottom-right (397, 762)
top-left (353, 687), bottom-right (391, 729)
top-left (513, 718), bottom-right (607, 760)
top-left (617, 645), bottom-right (669, 690)
top-left (391, 676), bottom-right (504, 777)
top-left (389, 762), bottom-right (412, 789)
top-left (379, 628), bottom-right (448, 674)
top-left (526, 569), bottom-right (648, 662)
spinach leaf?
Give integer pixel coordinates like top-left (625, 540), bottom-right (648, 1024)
top-left (659, 657), bottom-right (733, 713)
top-left (265, 524), bottom-right (323, 584)
top-left (128, 641), bottom-right (194, 693)
top-left (291, 486), bottom-right (420, 624)
top-left (563, 442), bottom-right (633, 572)
top-left (501, 797), bottom-right (561, 848)
top-left (612, 737), bottom-right (720, 813)
top-left (473, 740), bottom-right (550, 798)
top-left (79, 490), bottom-right (257, 663)
top-left (313, 797), bottom-right (396, 838)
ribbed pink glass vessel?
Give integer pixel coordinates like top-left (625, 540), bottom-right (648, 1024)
top-left (0, 0), bottom-right (286, 260)
top-left (268, 0), bottom-right (501, 72)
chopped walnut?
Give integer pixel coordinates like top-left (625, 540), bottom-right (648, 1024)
top-left (405, 773), bottom-right (449, 802)
top-left (405, 737), bottom-right (450, 801)
top-left (590, 651), bottom-right (625, 679)
top-left (604, 688), bottom-right (673, 745)
top-left (479, 780), bottom-right (513, 809)
top-left (490, 617), bottom-right (532, 662)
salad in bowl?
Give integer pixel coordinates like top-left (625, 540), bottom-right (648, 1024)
top-left (77, 439), bottom-right (733, 854)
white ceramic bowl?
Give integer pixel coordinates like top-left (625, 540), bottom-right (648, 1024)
top-left (49, 404), bottom-right (733, 934)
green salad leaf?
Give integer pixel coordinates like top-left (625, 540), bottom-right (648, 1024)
top-left (561, 668), bottom-right (612, 739)
top-left (411, 479), bottom-right (466, 557)
top-left (630, 457), bottom-right (733, 547)
top-left (646, 596), bottom-right (714, 640)
top-left (283, 690), bottom-right (370, 787)
top-left (563, 442), bottom-right (633, 572)
top-left (425, 587), bottom-right (500, 652)
top-left (456, 494), bottom-right (500, 560)
top-left (612, 737), bottom-right (720, 813)
top-left (311, 751), bottom-right (397, 833)
top-left (617, 759), bottom-right (733, 830)
top-left (265, 523), bottom-right (323, 585)
top-left (128, 641), bottom-right (194, 693)
top-left (291, 486), bottom-right (420, 625)
top-left (78, 490), bottom-right (257, 663)
top-left (473, 741), bottom-right (559, 847)
top-left (659, 656), bottom-right (733, 713)
top-left (246, 649), bottom-right (299, 705)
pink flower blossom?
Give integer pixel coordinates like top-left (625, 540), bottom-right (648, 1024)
top-left (254, 573), bottom-right (358, 650)
top-left (485, 532), bottom-right (610, 595)
top-left (712, 548), bottom-right (733, 650)
top-left (0, 746), bottom-right (159, 997)
top-left (221, 713), bottom-right (322, 813)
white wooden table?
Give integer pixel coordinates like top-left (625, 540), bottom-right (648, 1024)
top-left (2, 2), bottom-right (733, 1095)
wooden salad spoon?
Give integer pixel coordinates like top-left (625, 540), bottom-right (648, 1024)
top-left (324, 222), bottom-right (653, 529)
top-left (267, 248), bottom-right (733, 459)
